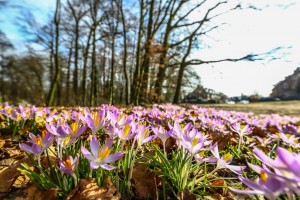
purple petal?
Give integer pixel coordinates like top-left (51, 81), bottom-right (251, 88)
top-left (100, 164), bottom-right (115, 170)
top-left (239, 176), bottom-right (264, 191)
top-left (142, 135), bottom-right (156, 144)
top-left (81, 146), bottom-right (94, 160)
top-left (261, 175), bottom-right (286, 193)
top-left (90, 161), bottom-right (100, 169)
top-left (32, 144), bottom-right (42, 154)
top-left (102, 152), bottom-right (124, 163)
top-left (253, 147), bottom-right (276, 167)
top-left (229, 188), bottom-right (264, 195)
top-left (227, 165), bottom-right (246, 174)
top-left (210, 143), bottom-right (220, 159)
top-left (76, 125), bottom-right (87, 136)
top-left (102, 138), bottom-right (114, 150)
top-left (28, 132), bottom-right (36, 141)
top-left (19, 143), bottom-right (34, 154)
top-left (57, 126), bottom-right (68, 137)
top-left (90, 136), bottom-right (100, 157)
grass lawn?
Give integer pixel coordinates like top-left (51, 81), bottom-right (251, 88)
top-left (197, 100), bottom-right (300, 117)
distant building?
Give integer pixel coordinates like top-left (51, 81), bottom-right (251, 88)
top-left (183, 85), bottom-right (227, 103)
top-left (271, 67), bottom-right (300, 99)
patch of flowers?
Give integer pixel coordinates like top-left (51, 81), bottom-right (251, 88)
top-left (1, 102), bottom-right (300, 199)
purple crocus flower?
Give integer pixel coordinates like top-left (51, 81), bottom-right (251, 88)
top-left (135, 125), bottom-right (156, 147)
top-left (19, 132), bottom-right (54, 166)
top-left (81, 136), bottom-right (124, 170)
top-left (152, 125), bottom-right (172, 145)
top-left (64, 121), bottom-right (87, 139)
top-left (19, 132), bottom-right (54, 155)
top-left (210, 143), bottom-right (246, 175)
top-left (81, 108), bottom-right (109, 134)
top-left (230, 163), bottom-right (287, 200)
top-left (57, 154), bottom-right (79, 174)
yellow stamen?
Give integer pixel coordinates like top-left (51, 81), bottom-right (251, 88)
top-left (124, 125), bottom-right (130, 138)
top-left (93, 112), bottom-right (100, 127)
top-left (223, 153), bottom-right (232, 162)
top-left (143, 129), bottom-right (150, 139)
top-left (192, 137), bottom-right (198, 147)
top-left (71, 122), bottom-right (79, 134)
top-left (98, 147), bottom-right (110, 160)
top-left (260, 171), bottom-right (268, 183)
top-left (35, 137), bottom-right (42, 146)
top-left (64, 137), bottom-right (71, 146)
top-left (42, 130), bottom-right (47, 139)
top-left (6, 107), bottom-right (12, 114)
top-left (199, 151), bottom-right (205, 157)
top-left (240, 124), bottom-right (245, 130)
top-left (63, 159), bottom-right (72, 170)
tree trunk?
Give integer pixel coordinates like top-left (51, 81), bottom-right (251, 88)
top-left (66, 42), bottom-right (73, 105)
top-left (131, 0), bottom-right (145, 105)
top-left (81, 27), bottom-right (92, 106)
top-left (120, 0), bottom-right (129, 104)
top-left (47, 0), bottom-right (61, 106)
top-left (73, 22), bottom-right (79, 105)
top-left (109, 35), bottom-right (115, 105)
top-left (90, 25), bottom-right (96, 106)
top-left (139, 0), bottom-right (155, 103)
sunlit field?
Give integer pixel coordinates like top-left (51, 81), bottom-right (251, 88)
top-left (1, 103), bottom-right (300, 199)
top-left (200, 100), bottom-right (300, 117)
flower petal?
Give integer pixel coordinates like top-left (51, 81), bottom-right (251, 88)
top-left (100, 164), bottom-right (115, 170)
top-left (90, 136), bottom-right (100, 157)
top-left (81, 146), bottom-right (94, 160)
top-left (90, 161), bottom-right (100, 169)
top-left (102, 152), bottom-right (124, 163)
top-left (19, 143), bottom-right (34, 154)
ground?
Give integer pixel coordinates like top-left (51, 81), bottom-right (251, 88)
top-left (198, 100), bottom-right (300, 117)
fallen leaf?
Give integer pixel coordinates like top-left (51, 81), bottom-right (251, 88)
top-left (177, 189), bottom-right (196, 200)
top-left (131, 162), bottom-right (157, 200)
top-left (0, 157), bottom-right (31, 192)
top-left (66, 177), bottom-right (121, 200)
top-left (15, 184), bottom-right (43, 200)
top-left (0, 138), bottom-right (5, 149)
top-left (44, 188), bottom-right (59, 200)
top-left (13, 174), bottom-right (31, 188)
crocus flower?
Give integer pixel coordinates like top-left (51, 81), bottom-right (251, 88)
top-left (81, 136), bottom-right (124, 170)
top-left (210, 143), bottom-right (246, 175)
top-left (180, 129), bottom-right (211, 155)
top-left (152, 125), bottom-right (172, 145)
top-left (230, 163), bottom-right (287, 200)
top-left (81, 108), bottom-right (109, 134)
top-left (57, 154), bottom-right (79, 174)
top-left (115, 122), bottom-right (138, 141)
top-left (135, 125), bottom-right (156, 147)
top-left (19, 132), bottom-right (54, 155)
top-left (64, 121), bottom-right (87, 139)
top-left (19, 131), bottom-right (54, 166)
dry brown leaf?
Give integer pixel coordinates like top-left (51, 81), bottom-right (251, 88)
top-left (131, 162), bottom-right (157, 200)
top-left (165, 137), bottom-right (177, 153)
top-left (66, 177), bottom-right (121, 200)
top-left (177, 189), bottom-right (196, 200)
top-left (0, 157), bottom-right (31, 192)
top-left (0, 138), bottom-right (5, 149)
top-left (15, 184), bottom-right (43, 200)
top-left (13, 174), bottom-right (31, 188)
top-left (44, 188), bottom-right (60, 200)
top-left (6, 148), bottom-right (22, 158)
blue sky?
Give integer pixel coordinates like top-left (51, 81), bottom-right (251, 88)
top-left (1, 0), bottom-right (300, 97)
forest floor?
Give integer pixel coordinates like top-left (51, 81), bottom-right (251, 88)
top-left (197, 100), bottom-right (300, 117)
